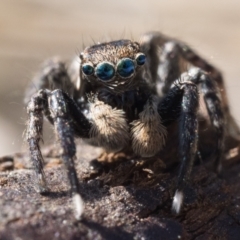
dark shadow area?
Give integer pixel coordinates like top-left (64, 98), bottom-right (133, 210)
top-left (81, 220), bottom-right (134, 240)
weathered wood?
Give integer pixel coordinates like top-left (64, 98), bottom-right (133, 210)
top-left (1, 125), bottom-right (240, 240)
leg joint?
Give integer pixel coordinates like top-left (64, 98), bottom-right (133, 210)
top-left (49, 89), bottom-right (68, 118)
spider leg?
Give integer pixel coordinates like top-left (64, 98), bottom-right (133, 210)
top-left (140, 31), bottom-right (168, 85)
top-left (26, 89), bottom-right (51, 192)
top-left (188, 68), bottom-right (225, 172)
top-left (48, 89), bottom-right (91, 219)
top-left (158, 76), bottom-right (199, 214)
top-left (141, 31), bottom-right (240, 140)
top-left (178, 44), bottom-right (240, 140)
top-left (26, 88), bottom-right (92, 219)
top-left (24, 57), bottom-right (80, 105)
top-left (158, 41), bottom-right (182, 95)
top-left (140, 32), bottom-right (182, 96)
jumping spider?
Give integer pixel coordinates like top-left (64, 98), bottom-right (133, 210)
top-left (25, 32), bottom-right (239, 219)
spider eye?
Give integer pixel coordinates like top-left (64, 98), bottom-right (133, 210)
top-left (117, 58), bottom-right (135, 78)
top-left (135, 53), bottom-right (146, 66)
top-left (95, 62), bottom-right (115, 81)
top-left (82, 63), bottom-right (94, 75)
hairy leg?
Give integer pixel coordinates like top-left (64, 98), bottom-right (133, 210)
top-left (188, 68), bottom-right (225, 172)
top-left (141, 31), bottom-right (240, 140)
top-left (24, 57), bottom-right (76, 105)
top-left (26, 89), bottom-right (51, 192)
top-left (26, 88), bottom-right (92, 219)
top-left (158, 76), bottom-right (199, 214)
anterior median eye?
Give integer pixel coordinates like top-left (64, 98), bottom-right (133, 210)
top-left (117, 58), bottom-right (135, 78)
top-left (82, 63), bottom-right (94, 75)
top-left (135, 53), bottom-right (146, 66)
top-left (96, 62), bottom-right (115, 81)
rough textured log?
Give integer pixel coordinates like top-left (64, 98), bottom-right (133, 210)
top-left (1, 122), bottom-right (240, 240)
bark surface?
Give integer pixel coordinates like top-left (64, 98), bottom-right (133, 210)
top-left (1, 123), bottom-right (240, 240)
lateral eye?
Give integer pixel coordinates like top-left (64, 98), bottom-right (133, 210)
top-left (96, 62), bottom-right (115, 81)
top-left (82, 63), bottom-right (94, 75)
top-left (135, 53), bottom-right (146, 66)
top-left (117, 58), bottom-right (135, 78)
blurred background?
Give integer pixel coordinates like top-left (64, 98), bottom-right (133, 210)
top-left (0, 0), bottom-right (240, 156)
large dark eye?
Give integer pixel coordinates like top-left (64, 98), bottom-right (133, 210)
top-left (135, 53), bottom-right (146, 66)
top-left (96, 62), bottom-right (115, 81)
top-left (82, 63), bottom-right (94, 75)
top-left (117, 58), bottom-right (135, 78)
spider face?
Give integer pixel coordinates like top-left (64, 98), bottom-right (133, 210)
top-left (80, 40), bottom-right (146, 92)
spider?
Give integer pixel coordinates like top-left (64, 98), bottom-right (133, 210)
top-left (25, 31), bottom-right (239, 220)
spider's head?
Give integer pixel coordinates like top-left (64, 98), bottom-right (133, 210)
top-left (79, 40), bottom-right (146, 93)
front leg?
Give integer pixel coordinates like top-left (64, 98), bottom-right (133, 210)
top-left (173, 81), bottom-right (199, 214)
top-left (159, 78), bottom-right (199, 214)
top-left (26, 89), bottom-right (92, 219)
top-left (48, 90), bottom-right (86, 219)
